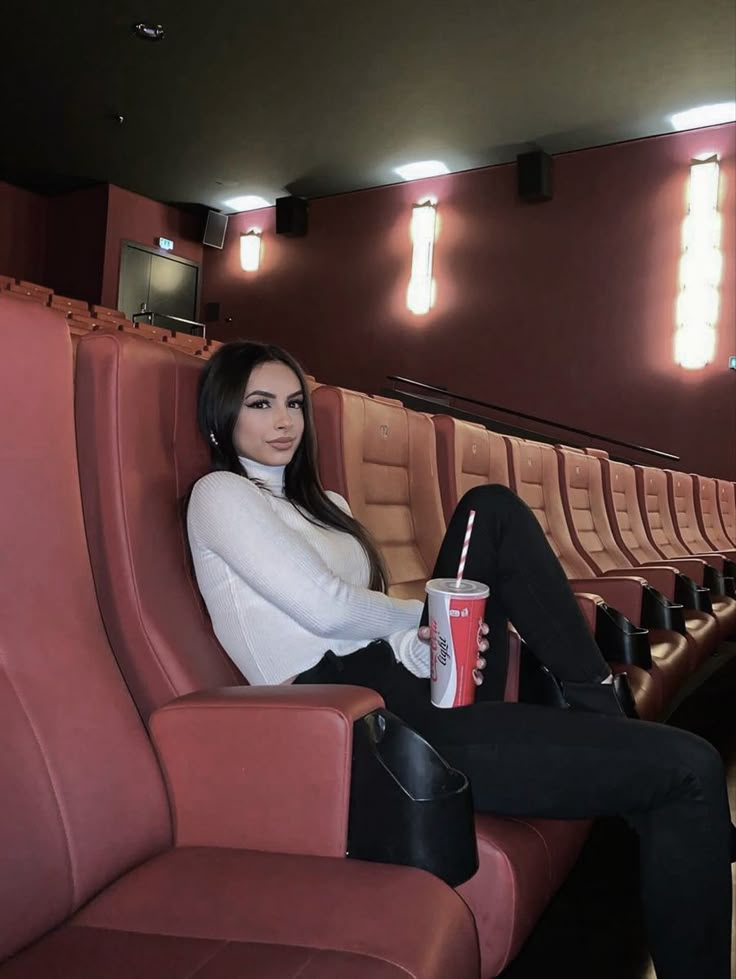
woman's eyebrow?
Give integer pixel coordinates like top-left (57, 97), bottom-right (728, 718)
top-left (243, 389), bottom-right (303, 399)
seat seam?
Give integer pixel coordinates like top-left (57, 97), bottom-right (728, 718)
top-left (1, 664), bottom-right (76, 905)
top-left (69, 924), bottom-right (416, 977)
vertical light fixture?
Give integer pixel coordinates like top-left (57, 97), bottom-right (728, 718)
top-left (240, 229), bottom-right (262, 272)
top-left (406, 199), bottom-right (438, 315)
top-left (675, 154), bottom-right (722, 369)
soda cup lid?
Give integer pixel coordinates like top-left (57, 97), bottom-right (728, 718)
top-left (426, 578), bottom-right (489, 599)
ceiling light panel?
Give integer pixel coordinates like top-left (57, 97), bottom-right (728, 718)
top-left (670, 102), bottom-right (736, 131)
top-left (223, 195), bottom-right (271, 212)
top-left (395, 161), bottom-right (450, 181)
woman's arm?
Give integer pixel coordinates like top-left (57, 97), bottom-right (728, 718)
top-left (188, 472), bottom-right (422, 641)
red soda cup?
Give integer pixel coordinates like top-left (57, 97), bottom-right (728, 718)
top-left (426, 578), bottom-right (489, 708)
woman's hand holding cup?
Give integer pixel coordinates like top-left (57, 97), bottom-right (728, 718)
top-left (418, 621), bottom-right (489, 686)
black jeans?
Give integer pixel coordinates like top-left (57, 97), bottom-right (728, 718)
top-left (296, 486), bottom-right (733, 979)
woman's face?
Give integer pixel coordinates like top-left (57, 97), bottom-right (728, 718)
top-left (233, 360), bottom-right (305, 466)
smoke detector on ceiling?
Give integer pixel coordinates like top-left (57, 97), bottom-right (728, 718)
top-left (132, 23), bottom-right (165, 41)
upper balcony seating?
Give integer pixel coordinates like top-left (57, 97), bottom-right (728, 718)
top-left (165, 331), bottom-right (208, 355)
top-left (49, 293), bottom-right (90, 315)
top-left (72, 343), bottom-right (591, 979)
top-left (693, 475), bottom-right (736, 552)
top-left (91, 304), bottom-right (127, 322)
top-left (123, 321), bottom-right (174, 342)
top-left (0, 298), bottom-right (480, 979)
top-left (5, 282), bottom-right (51, 304)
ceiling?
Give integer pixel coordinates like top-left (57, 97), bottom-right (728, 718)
top-left (2, 0), bottom-right (734, 210)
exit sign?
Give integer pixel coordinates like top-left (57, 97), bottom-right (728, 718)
top-left (157, 237), bottom-right (174, 251)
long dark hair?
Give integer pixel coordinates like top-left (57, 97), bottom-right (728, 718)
top-left (196, 340), bottom-right (387, 592)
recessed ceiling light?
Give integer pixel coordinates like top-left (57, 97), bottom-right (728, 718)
top-left (670, 102), bottom-right (736, 131)
top-left (394, 160), bottom-right (450, 181)
top-left (132, 23), bottom-right (165, 41)
top-left (223, 195), bottom-right (271, 212)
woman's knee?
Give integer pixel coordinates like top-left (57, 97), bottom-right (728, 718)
top-left (459, 483), bottom-right (519, 514)
top-left (665, 727), bottom-right (725, 800)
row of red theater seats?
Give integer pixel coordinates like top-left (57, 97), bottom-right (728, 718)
top-left (69, 324), bottom-right (729, 974)
top-left (311, 388), bottom-right (735, 723)
top-left (0, 272), bottom-right (222, 359)
top-left (69, 325), bottom-right (593, 978)
top-left (2, 300), bottom-right (732, 978)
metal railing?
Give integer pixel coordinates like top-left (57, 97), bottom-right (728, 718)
top-left (385, 375), bottom-right (679, 462)
top-left (132, 311), bottom-right (207, 337)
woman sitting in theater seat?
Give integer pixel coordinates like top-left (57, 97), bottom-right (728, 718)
top-left (187, 340), bottom-right (732, 979)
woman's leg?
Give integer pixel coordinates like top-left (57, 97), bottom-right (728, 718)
top-left (427, 484), bottom-right (611, 686)
top-left (297, 649), bottom-right (732, 977)
top-left (398, 693), bottom-right (733, 979)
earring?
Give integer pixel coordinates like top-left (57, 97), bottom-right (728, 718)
top-left (209, 431), bottom-right (219, 447)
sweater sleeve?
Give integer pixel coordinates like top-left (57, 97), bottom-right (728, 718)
top-left (326, 490), bottom-right (430, 677)
top-left (188, 472), bottom-right (422, 642)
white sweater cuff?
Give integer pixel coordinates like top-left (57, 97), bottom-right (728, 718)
top-left (388, 627), bottom-right (431, 678)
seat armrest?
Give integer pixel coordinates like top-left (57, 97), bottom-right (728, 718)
top-left (573, 592), bottom-right (603, 631)
top-left (150, 684), bottom-right (384, 858)
top-left (638, 558), bottom-right (709, 587)
top-left (570, 576), bottom-right (645, 625)
top-left (600, 565), bottom-right (676, 601)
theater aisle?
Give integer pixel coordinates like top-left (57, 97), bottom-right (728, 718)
top-left (498, 642), bottom-right (736, 979)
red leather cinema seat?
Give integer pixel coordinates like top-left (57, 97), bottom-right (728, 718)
top-left (635, 465), bottom-right (736, 639)
top-left (665, 469), bottom-right (736, 564)
top-left (693, 474), bottom-right (736, 552)
top-left (716, 479), bottom-right (736, 544)
top-left (555, 448), bottom-right (716, 670)
top-left (0, 300), bottom-right (480, 979)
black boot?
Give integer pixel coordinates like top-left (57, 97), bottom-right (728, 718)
top-left (560, 673), bottom-right (639, 719)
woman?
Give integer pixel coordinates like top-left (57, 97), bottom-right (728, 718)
top-left (187, 340), bottom-right (732, 979)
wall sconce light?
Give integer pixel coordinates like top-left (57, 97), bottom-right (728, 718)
top-left (406, 200), bottom-right (438, 315)
top-left (240, 229), bottom-right (262, 272)
top-left (675, 155), bottom-right (722, 369)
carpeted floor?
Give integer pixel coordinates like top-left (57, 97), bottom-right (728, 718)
top-left (498, 642), bottom-right (736, 979)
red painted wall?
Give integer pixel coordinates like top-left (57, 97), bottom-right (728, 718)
top-left (202, 124), bottom-right (736, 480)
top-left (0, 181), bottom-right (47, 283)
top-left (45, 185), bottom-right (109, 303)
top-left (101, 186), bottom-right (204, 309)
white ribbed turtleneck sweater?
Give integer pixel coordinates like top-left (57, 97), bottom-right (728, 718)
top-left (187, 458), bottom-right (428, 684)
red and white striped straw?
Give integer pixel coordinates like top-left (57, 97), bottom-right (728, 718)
top-left (455, 509), bottom-right (476, 587)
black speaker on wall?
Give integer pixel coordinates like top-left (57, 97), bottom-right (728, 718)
top-left (204, 301), bottom-right (221, 322)
top-left (276, 196), bottom-right (309, 237)
top-left (517, 151), bottom-right (553, 202)
top-left (203, 210), bottom-right (229, 248)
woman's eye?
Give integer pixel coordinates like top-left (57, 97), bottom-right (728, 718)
top-left (288, 400), bottom-right (304, 410)
top-left (245, 400), bottom-right (269, 409)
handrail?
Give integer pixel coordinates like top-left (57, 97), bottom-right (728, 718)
top-left (132, 311), bottom-right (206, 336)
top-left (386, 375), bottom-right (679, 462)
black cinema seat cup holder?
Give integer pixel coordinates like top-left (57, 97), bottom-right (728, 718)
top-left (594, 603), bottom-right (652, 669)
top-left (347, 709), bottom-right (478, 887)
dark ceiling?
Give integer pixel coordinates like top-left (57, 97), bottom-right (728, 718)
top-left (2, 0), bottom-right (734, 210)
